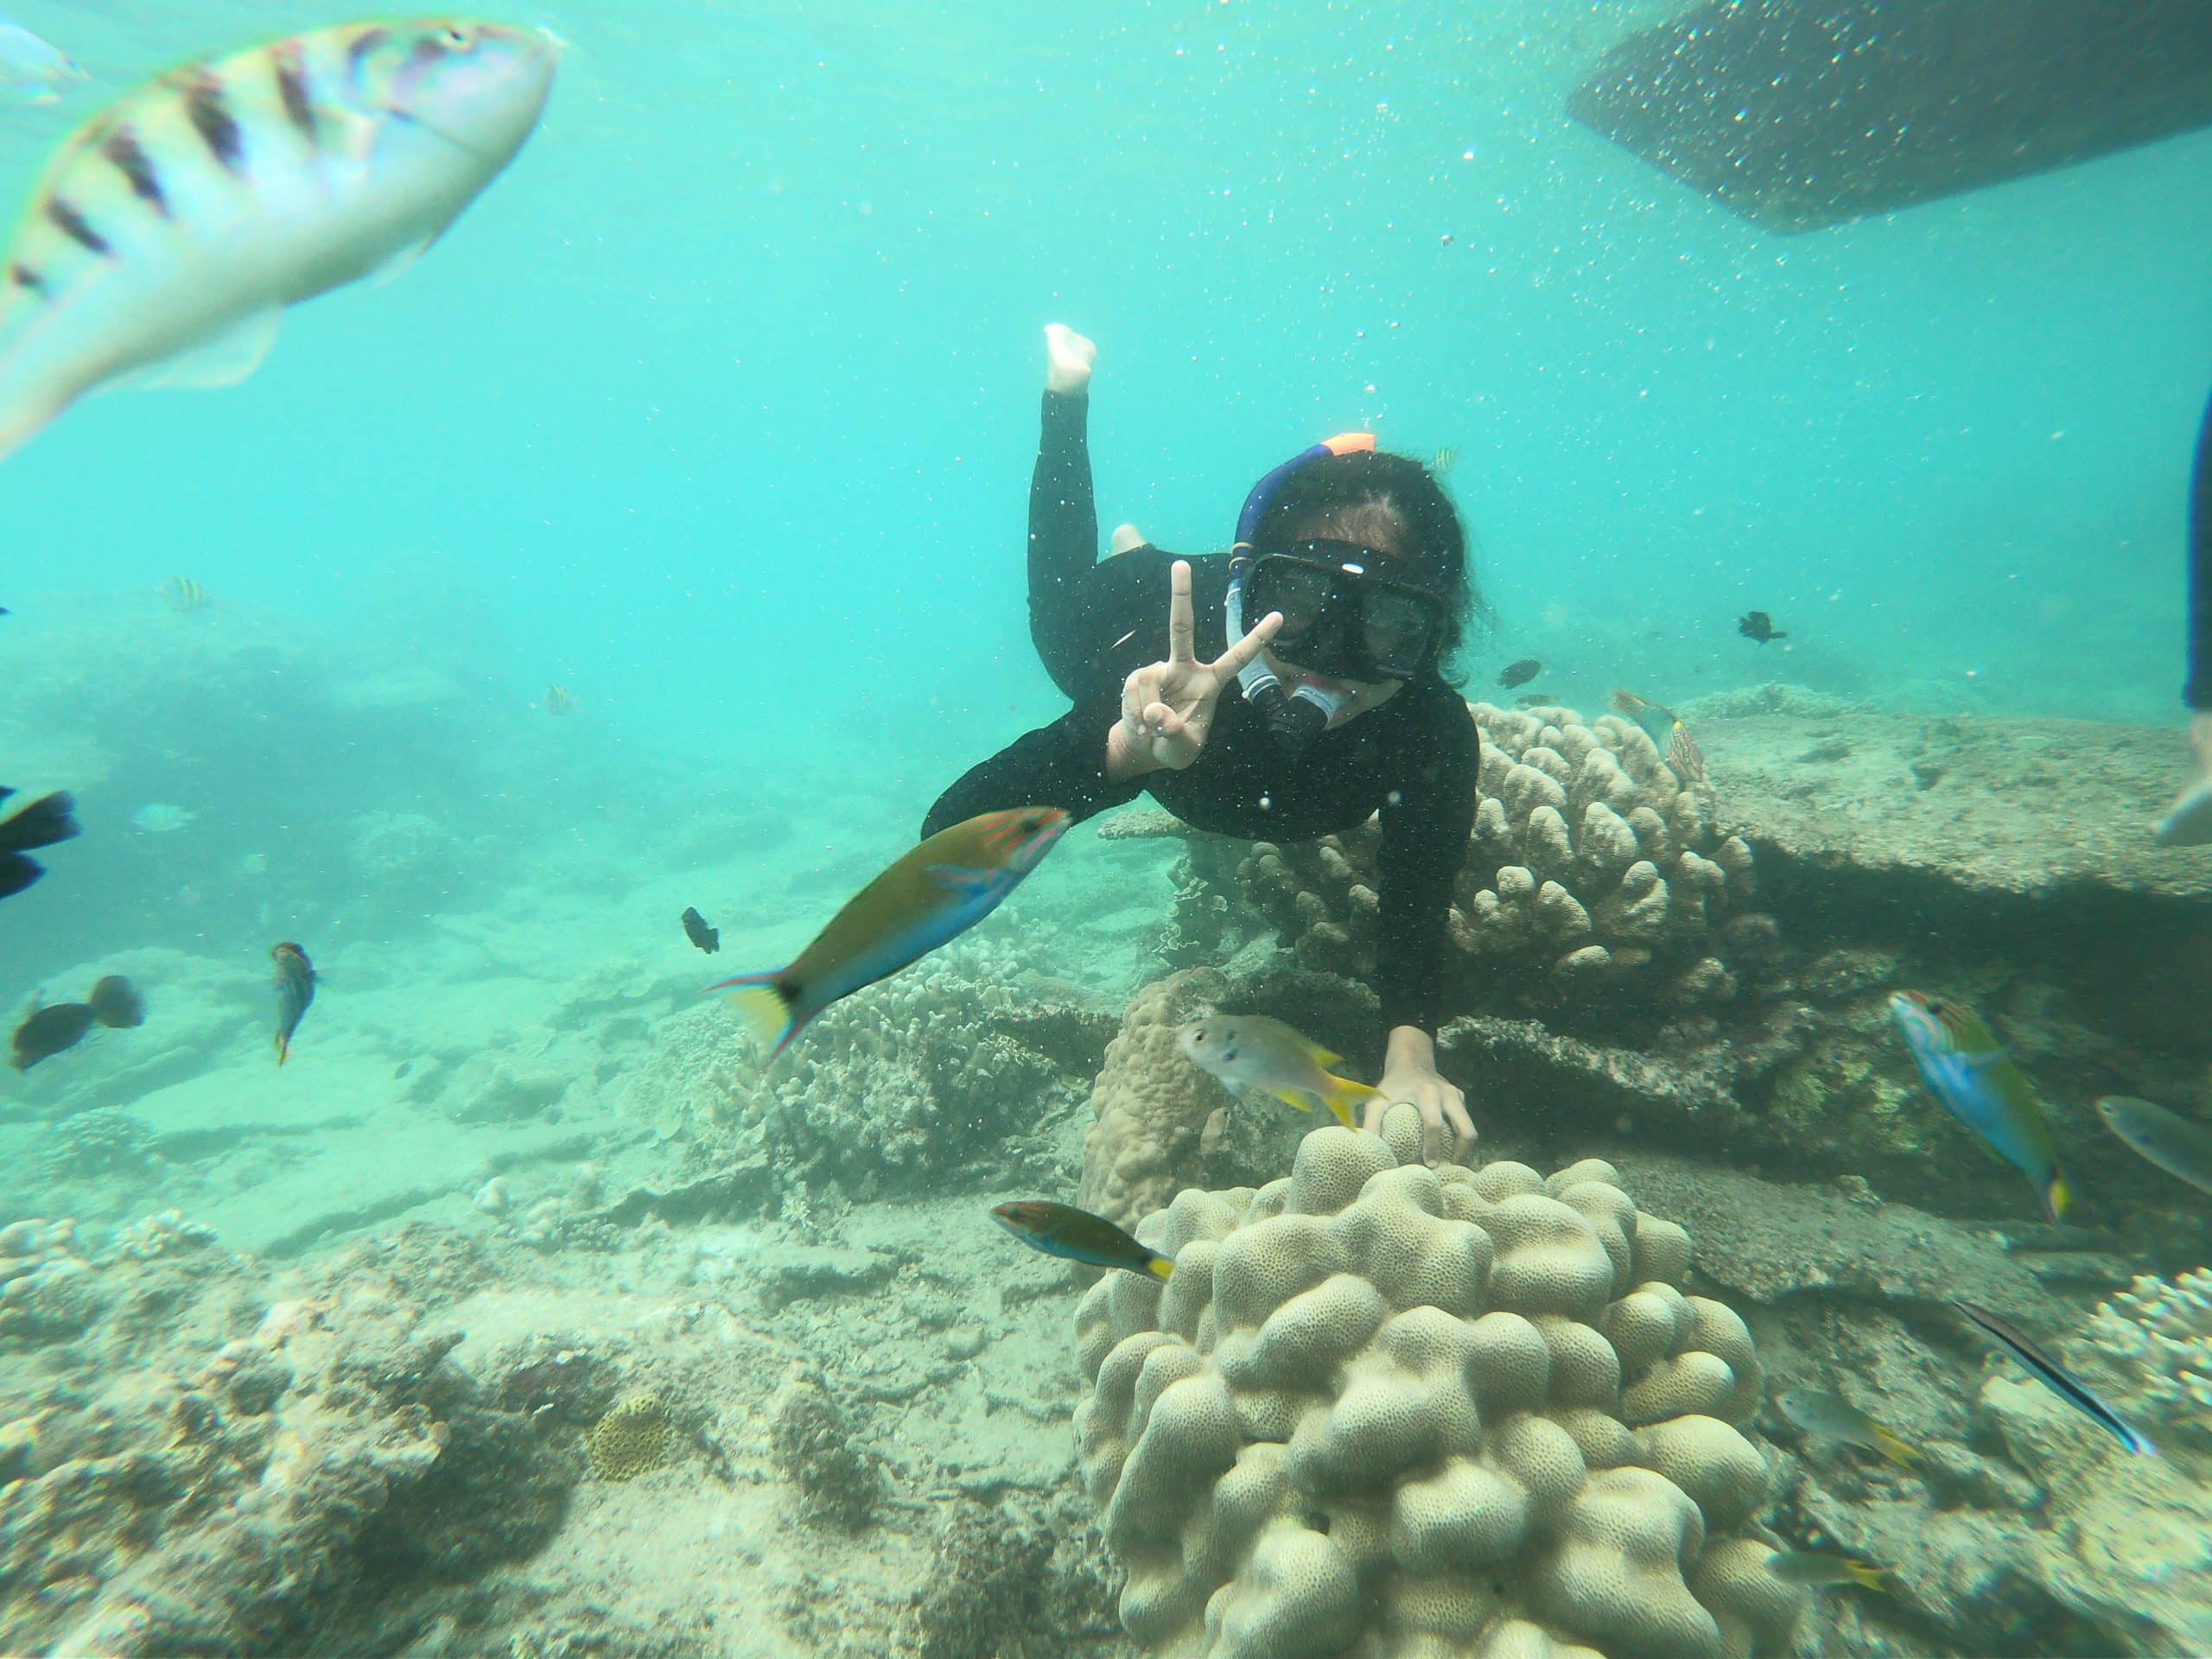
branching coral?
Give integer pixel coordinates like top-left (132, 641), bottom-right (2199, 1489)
top-left (1236, 702), bottom-right (1776, 1018)
top-left (1072, 1115), bottom-right (1799, 1659)
top-left (2087, 1268), bottom-right (2212, 1449)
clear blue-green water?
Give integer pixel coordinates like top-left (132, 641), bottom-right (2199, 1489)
top-left (3, 4), bottom-right (2211, 1654)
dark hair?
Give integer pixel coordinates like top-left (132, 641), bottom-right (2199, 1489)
top-left (1250, 449), bottom-right (1484, 678)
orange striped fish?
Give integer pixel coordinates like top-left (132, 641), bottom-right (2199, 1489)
top-left (0, 20), bottom-right (558, 461)
top-left (709, 808), bottom-right (1069, 1060)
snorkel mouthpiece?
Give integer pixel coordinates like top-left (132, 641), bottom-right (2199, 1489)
top-left (1262, 681), bottom-right (1344, 751)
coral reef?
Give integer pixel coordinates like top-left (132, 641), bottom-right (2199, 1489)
top-left (650, 940), bottom-right (1115, 1211)
top-left (893, 1497), bottom-right (1053, 1657)
top-left (0, 1217), bottom-right (105, 1340)
top-left (768, 1368), bottom-right (884, 1529)
top-left (1236, 701), bottom-right (1770, 1024)
top-left (2088, 1268), bottom-right (2212, 1452)
top-left (1077, 969), bottom-right (1240, 1233)
top-left (0, 1214), bottom-right (571, 1656)
top-left (40, 1108), bottom-right (158, 1183)
top-left (588, 1391), bottom-right (673, 1481)
top-left (1072, 1111), bottom-right (1797, 1658)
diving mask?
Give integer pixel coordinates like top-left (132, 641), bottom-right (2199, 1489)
top-left (1243, 540), bottom-right (1446, 683)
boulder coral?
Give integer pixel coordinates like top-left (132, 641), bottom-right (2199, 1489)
top-left (1072, 1112), bottom-right (1801, 1659)
top-left (1237, 702), bottom-right (1773, 1014)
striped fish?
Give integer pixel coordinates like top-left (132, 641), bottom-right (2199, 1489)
top-left (1954, 1300), bottom-right (2156, 1457)
top-left (1611, 688), bottom-right (1707, 785)
top-left (0, 20), bottom-right (558, 462)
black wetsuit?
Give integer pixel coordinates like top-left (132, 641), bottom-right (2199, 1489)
top-left (2187, 385), bottom-right (2212, 711)
top-left (922, 392), bottom-right (1481, 1036)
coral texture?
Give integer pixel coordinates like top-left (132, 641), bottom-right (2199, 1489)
top-left (1077, 969), bottom-right (1239, 1233)
top-left (587, 1392), bottom-right (671, 1481)
top-left (1237, 701), bottom-right (1772, 1013)
top-left (652, 940), bottom-right (1106, 1209)
top-left (2087, 1268), bottom-right (2212, 1450)
top-left (768, 1369), bottom-right (883, 1529)
top-left (1072, 1113), bottom-right (1797, 1659)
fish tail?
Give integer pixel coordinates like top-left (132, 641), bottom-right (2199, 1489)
top-left (275, 1031), bottom-right (289, 1066)
top-left (1871, 1426), bottom-right (1923, 1467)
top-left (2044, 1168), bottom-right (2074, 1222)
top-left (1147, 1253), bottom-right (1174, 1281)
top-left (1317, 1072), bottom-right (1382, 1131)
top-left (1845, 1562), bottom-right (1891, 1593)
top-left (706, 971), bottom-right (804, 1060)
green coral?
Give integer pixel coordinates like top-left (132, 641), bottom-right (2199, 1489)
top-left (586, 1392), bottom-right (670, 1481)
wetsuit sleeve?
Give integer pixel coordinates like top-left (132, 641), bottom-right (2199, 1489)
top-left (2187, 383), bottom-right (2212, 711)
top-left (920, 688), bottom-right (1146, 838)
top-left (1372, 693), bottom-right (1480, 1033)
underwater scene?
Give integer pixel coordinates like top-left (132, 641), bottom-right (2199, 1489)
top-left (3, 0), bottom-right (2212, 1654)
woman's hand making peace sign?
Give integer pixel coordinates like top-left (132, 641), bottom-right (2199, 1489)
top-left (1105, 560), bottom-right (1282, 781)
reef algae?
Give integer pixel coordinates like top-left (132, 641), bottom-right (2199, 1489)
top-left (1073, 1109), bottom-right (1801, 1658)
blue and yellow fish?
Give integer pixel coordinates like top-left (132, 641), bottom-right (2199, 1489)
top-left (1888, 990), bottom-right (2071, 1220)
top-left (710, 807), bottom-right (1069, 1061)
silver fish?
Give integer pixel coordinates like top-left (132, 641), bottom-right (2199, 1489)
top-left (1953, 1300), bottom-right (2155, 1457)
top-left (1776, 1389), bottom-right (1921, 1466)
top-left (2095, 1096), bottom-right (2212, 1198)
top-left (0, 20), bottom-right (558, 461)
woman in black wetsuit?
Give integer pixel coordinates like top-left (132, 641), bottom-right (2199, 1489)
top-left (924, 327), bottom-right (1483, 1163)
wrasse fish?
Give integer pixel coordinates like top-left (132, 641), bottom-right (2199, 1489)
top-left (2095, 1095), bottom-right (2212, 1198)
top-left (11, 974), bottom-right (143, 1071)
top-left (0, 20), bottom-right (86, 106)
top-left (991, 1200), bottom-right (1173, 1279)
top-left (1178, 1013), bottom-right (1379, 1131)
top-left (1953, 1300), bottom-right (2155, 1457)
top-left (1765, 1551), bottom-right (1890, 1592)
top-left (709, 807), bottom-right (1069, 1061)
top-left (1888, 991), bottom-right (2071, 1221)
top-left (1777, 1389), bottom-right (1922, 1467)
top-left (1610, 688), bottom-right (1707, 785)
top-left (0, 19), bottom-right (559, 462)
top-left (0, 785), bottom-right (78, 899)
top-left (271, 941), bottom-right (315, 1065)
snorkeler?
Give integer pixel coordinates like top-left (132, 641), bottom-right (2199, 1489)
top-left (924, 327), bottom-right (1481, 1163)
top-left (2160, 383), bottom-right (2212, 845)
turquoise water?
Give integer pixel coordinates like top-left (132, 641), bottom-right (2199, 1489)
top-left (3, 5), bottom-right (2212, 1655)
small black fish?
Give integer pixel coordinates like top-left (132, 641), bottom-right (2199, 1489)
top-left (681, 906), bottom-right (720, 955)
top-left (1738, 611), bottom-right (1787, 645)
top-left (0, 786), bottom-right (79, 900)
top-left (1498, 658), bottom-right (1543, 689)
top-left (10, 975), bottom-right (143, 1071)
top-left (272, 943), bottom-right (315, 1065)
top-left (1512, 691), bottom-right (1554, 708)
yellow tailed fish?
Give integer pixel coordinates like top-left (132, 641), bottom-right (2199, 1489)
top-left (1177, 1013), bottom-right (1382, 1130)
top-left (1889, 991), bottom-right (2071, 1221)
top-left (1764, 1550), bottom-right (1891, 1592)
top-left (1776, 1388), bottom-right (1922, 1467)
top-left (991, 1201), bottom-right (1173, 1280)
top-left (0, 20), bottom-right (558, 461)
top-left (709, 808), bottom-right (1069, 1061)
top-left (1611, 688), bottom-right (1707, 785)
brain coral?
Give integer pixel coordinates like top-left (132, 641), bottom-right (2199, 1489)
top-left (1237, 702), bottom-right (1775, 1014)
top-left (587, 1392), bottom-right (671, 1482)
top-left (1072, 1113), bottom-right (1800, 1659)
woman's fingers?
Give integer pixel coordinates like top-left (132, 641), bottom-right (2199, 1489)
top-left (1166, 560), bottom-right (1197, 664)
top-left (1214, 609), bottom-right (1282, 681)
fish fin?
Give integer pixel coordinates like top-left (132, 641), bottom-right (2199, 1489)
top-left (1269, 1089), bottom-right (1318, 1115)
top-left (325, 104), bottom-right (382, 166)
top-left (1871, 1427), bottom-right (1923, 1467)
top-left (1845, 1562), bottom-right (1892, 1593)
top-left (125, 309), bottom-right (283, 392)
top-left (1317, 1072), bottom-right (1382, 1131)
top-left (1309, 1045), bottom-right (1344, 1068)
top-left (1147, 1254), bottom-right (1174, 1281)
top-left (0, 388), bottom-right (67, 465)
top-left (706, 972), bottom-right (804, 1060)
top-left (275, 1032), bottom-right (289, 1067)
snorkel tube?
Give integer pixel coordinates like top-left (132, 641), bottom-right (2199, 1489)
top-left (1229, 432), bottom-right (1376, 751)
